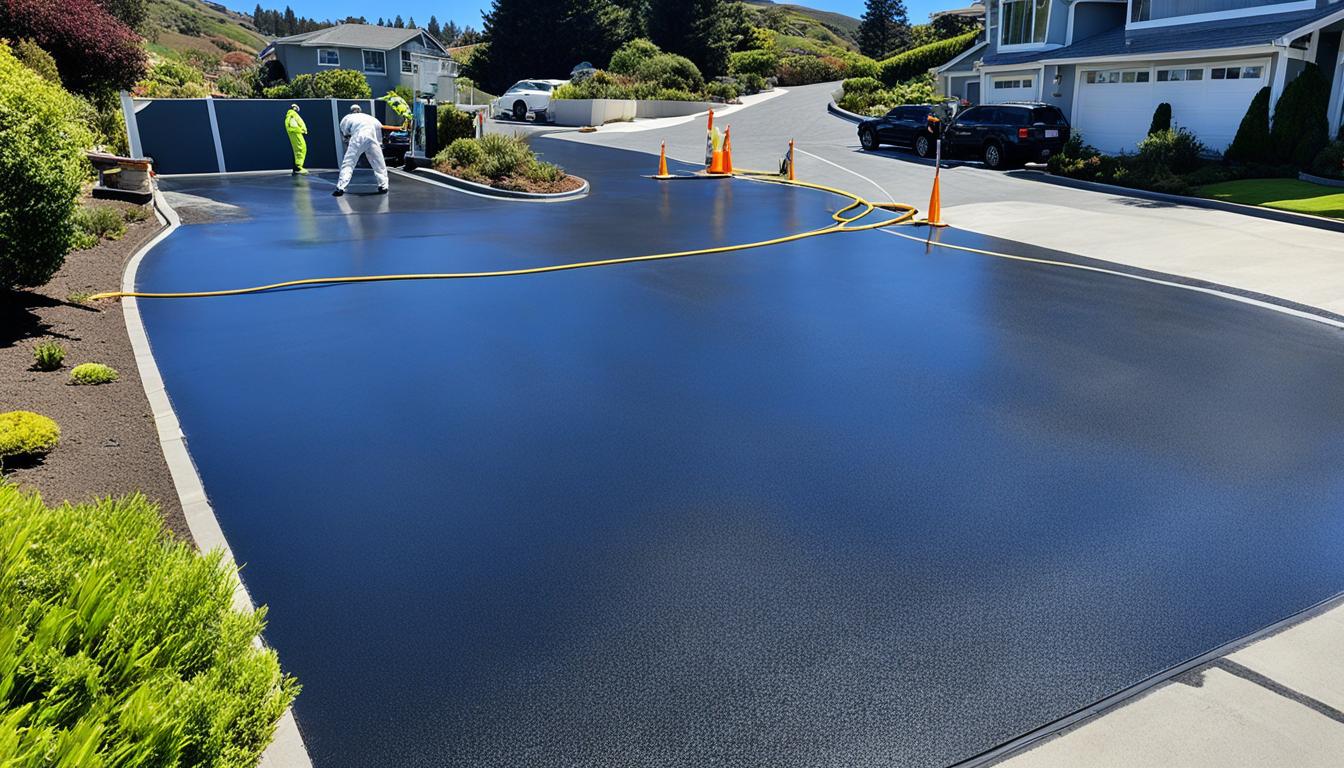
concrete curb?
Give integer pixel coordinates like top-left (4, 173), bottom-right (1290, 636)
top-left (1008, 169), bottom-right (1344, 234)
top-left (826, 99), bottom-right (867, 124)
top-left (1299, 171), bottom-right (1344, 188)
top-left (120, 189), bottom-right (313, 768)
top-left (406, 166), bottom-right (590, 202)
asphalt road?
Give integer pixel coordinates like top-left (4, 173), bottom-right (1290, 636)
top-left (140, 141), bottom-right (1344, 767)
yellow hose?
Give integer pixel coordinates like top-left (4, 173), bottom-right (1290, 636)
top-left (90, 175), bottom-right (916, 301)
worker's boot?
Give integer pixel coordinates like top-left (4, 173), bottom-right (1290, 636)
top-left (376, 186), bottom-right (388, 194)
top-left (331, 188), bottom-right (344, 197)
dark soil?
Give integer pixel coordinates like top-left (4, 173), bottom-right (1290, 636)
top-left (0, 198), bottom-right (189, 541)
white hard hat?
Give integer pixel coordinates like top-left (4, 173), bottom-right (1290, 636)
top-left (349, 104), bottom-right (362, 113)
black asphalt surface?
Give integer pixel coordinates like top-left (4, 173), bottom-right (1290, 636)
top-left (139, 140), bottom-right (1344, 768)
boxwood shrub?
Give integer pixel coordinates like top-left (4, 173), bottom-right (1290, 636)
top-left (70, 362), bottom-right (119, 385)
top-left (0, 411), bottom-right (60, 462)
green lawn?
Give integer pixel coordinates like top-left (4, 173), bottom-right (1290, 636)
top-left (1199, 178), bottom-right (1344, 219)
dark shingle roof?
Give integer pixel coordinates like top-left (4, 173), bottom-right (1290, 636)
top-left (984, 2), bottom-right (1344, 66)
top-left (272, 24), bottom-right (424, 50)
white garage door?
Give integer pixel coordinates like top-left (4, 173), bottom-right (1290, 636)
top-left (988, 75), bottom-right (1037, 103)
top-left (1074, 61), bottom-right (1268, 154)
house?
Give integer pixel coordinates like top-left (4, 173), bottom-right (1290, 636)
top-left (259, 24), bottom-right (459, 101)
top-left (934, 0), bottom-right (1344, 153)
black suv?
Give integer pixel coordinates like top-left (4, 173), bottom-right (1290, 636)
top-left (857, 105), bottom-right (937, 158)
top-left (942, 103), bottom-right (1070, 169)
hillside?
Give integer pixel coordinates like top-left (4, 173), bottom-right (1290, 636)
top-left (745, 1), bottom-right (861, 50)
top-left (144, 0), bottom-right (268, 57)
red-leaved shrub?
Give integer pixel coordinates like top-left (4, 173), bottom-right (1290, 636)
top-left (0, 0), bottom-right (146, 95)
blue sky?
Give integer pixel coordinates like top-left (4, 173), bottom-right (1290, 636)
top-left (261, 0), bottom-right (961, 34)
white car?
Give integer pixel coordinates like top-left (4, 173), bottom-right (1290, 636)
top-left (491, 80), bottom-right (568, 121)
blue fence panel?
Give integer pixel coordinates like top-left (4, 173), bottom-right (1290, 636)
top-left (133, 99), bottom-right (218, 174)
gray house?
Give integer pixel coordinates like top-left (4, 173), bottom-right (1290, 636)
top-left (259, 24), bottom-right (458, 101)
top-left (935, 0), bottom-right (1344, 152)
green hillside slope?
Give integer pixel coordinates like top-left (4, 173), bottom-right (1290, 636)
top-left (144, 0), bottom-right (268, 57)
top-left (745, 1), bottom-right (862, 50)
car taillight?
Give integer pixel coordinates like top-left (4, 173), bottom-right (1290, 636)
top-left (1018, 127), bottom-right (1029, 139)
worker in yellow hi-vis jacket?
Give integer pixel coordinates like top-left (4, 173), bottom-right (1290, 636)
top-left (285, 103), bottom-right (308, 175)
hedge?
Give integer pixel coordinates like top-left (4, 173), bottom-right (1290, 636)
top-left (1270, 63), bottom-right (1330, 168)
top-left (878, 30), bottom-right (979, 87)
top-left (265, 68), bottom-right (370, 99)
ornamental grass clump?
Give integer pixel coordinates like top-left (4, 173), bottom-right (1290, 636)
top-left (0, 411), bottom-right (60, 464)
top-left (0, 483), bottom-right (299, 765)
top-left (70, 362), bottom-right (118, 385)
top-left (31, 341), bottom-right (65, 371)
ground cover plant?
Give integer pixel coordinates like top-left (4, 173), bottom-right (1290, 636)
top-left (71, 206), bottom-right (129, 250)
top-left (0, 413), bottom-right (60, 466)
top-left (836, 74), bottom-right (936, 116)
top-left (0, 483), bottom-right (299, 764)
top-left (31, 343), bottom-right (66, 373)
top-left (70, 363), bottom-right (120, 385)
top-left (433, 134), bottom-right (583, 194)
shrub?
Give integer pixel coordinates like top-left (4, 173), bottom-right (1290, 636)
top-left (526, 161), bottom-right (565, 183)
top-left (609, 38), bottom-right (660, 75)
top-left (553, 70), bottom-right (635, 100)
top-left (436, 137), bottom-right (485, 169)
top-left (738, 72), bottom-right (767, 95)
top-left (843, 76), bottom-right (884, 96)
top-left (1149, 102), bottom-right (1171, 135)
top-left (1312, 140), bottom-right (1344, 179)
top-left (123, 204), bottom-right (150, 222)
top-left (728, 48), bottom-right (778, 79)
top-left (705, 80), bottom-right (739, 102)
top-left (270, 68), bottom-right (371, 99)
top-left (634, 53), bottom-right (704, 93)
top-left (1182, 164), bottom-right (1237, 187)
top-left (70, 362), bottom-right (119, 384)
top-left (136, 58), bottom-right (209, 98)
top-left (0, 0), bottom-right (146, 95)
top-left (1226, 86), bottom-right (1271, 164)
top-left (12, 38), bottom-right (58, 82)
top-left (476, 133), bottom-right (532, 180)
top-left (840, 53), bottom-right (880, 80)
top-left (776, 54), bottom-right (842, 86)
top-left (32, 341), bottom-right (66, 371)
top-left (67, 290), bottom-right (93, 304)
top-left (73, 204), bottom-right (128, 245)
top-left (0, 43), bottom-right (92, 290)
top-left (1136, 128), bottom-right (1205, 174)
top-left (1270, 63), bottom-right (1330, 168)
top-left (0, 411), bottom-right (60, 461)
top-left (0, 483), bottom-right (299, 762)
top-left (877, 30), bottom-right (978, 86)
top-left (437, 104), bottom-right (475, 145)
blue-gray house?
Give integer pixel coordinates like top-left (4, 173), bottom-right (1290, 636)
top-left (259, 23), bottom-right (459, 101)
top-left (935, 0), bottom-right (1344, 152)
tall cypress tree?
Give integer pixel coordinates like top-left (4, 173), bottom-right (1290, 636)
top-left (469, 0), bottom-right (627, 93)
top-left (646, 0), bottom-right (739, 76)
top-left (427, 15), bottom-right (440, 39)
top-left (859, 0), bottom-right (894, 59)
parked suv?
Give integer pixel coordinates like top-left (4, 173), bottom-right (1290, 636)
top-left (942, 103), bottom-right (1070, 169)
top-left (857, 105), bottom-right (937, 158)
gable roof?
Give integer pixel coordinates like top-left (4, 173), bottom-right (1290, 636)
top-left (984, 2), bottom-right (1344, 66)
top-left (263, 24), bottom-right (448, 56)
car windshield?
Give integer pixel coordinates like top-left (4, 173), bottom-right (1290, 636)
top-left (1031, 106), bottom-right (1067, 125)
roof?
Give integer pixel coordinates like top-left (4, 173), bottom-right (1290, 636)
top-left (984, 2), bottom-right (1344, 66)
top-left (265, 23), bottom-right (443, 53)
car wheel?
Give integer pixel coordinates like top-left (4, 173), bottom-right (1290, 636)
top-left (914, 134), bottom-right (932, 159)
top-left (983, 141), bottom-right (1004, 169)
top-left (860, 128), bottom-right (879, 151)
top-left (512, 101), bottom-right (528, 121)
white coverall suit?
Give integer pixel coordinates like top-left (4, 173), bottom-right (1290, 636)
top-left (337, 111), bottom-right (389, 192)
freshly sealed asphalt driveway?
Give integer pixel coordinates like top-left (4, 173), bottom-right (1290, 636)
top-left (137, 140), bottom-right (1344, 767)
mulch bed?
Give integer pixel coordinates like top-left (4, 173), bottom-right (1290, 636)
top-left (434, 163), bottom-right (587, 194)
top-left (0, 197), bottom-right (190, 541)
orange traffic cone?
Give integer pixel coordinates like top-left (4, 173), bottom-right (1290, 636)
top-left (722, 126), bottom-right (733, 175)
top-left (654, 141), bottom-right (672, 179)
top-left (708, 128), bottom-right (726, 175)
top-left (926, 171), bottom-right (948, 227)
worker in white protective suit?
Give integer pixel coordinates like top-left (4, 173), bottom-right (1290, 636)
top-left (333, 104), bottom-right (388, 197)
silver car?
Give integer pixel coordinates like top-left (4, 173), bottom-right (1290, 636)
top-left (491, 80), bottom-right (568, 121)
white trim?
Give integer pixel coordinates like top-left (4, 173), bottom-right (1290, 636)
top-left (204, 98), bottom-right (227, 173)
top-left (360, 48), bottom-right (387, 74)
top-left (997, 0), bottom-right (1055, 48)
top-left (982, 43), bottom-right (1277, 67)
top-left (120, 90), bottom-right (143, 159)
top-left (1276, 6), bottom-right (1344, 45)
top-left (1270, 48), bottom-right (1292, 111)
top-left (1328, 47), bottom-right (1344, 139)
top-left (331, 100), bottom-right (343, 167)
top-left (935, 40), bottom-right (988, 74)
top-left (1127, 0), bottom-right (1313, 30)
top-left (316, 47), bottom-right (339, 66)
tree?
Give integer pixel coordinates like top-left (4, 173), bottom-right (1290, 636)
top-left (408, 16), bottom-right (416, 28)
top-left (859, 0), bottom-right (911, 60)
top-left (283, 5), bottom-right (297, 34)
top-left (427, 15), bottom-right (440, 39)
top-left (1226, 86), bottom-right (1271, 163)
top-left (458, 25), bottom-right (482, 44)
top-left (443, 19), bottom-right (461, 43)
top-left (96, 0), bottom-right (146, 30)
top-left (0, 0), bottom-right (146, 97)
top-left (393, 14), bottom-right (404, 27)
top-left (647, 0), bottom-right (741, 77)
top-left (1148, 102), bottom-right (1171, 135)
top-left (469, 0), bottom-right (627, 93)
top-left (1269, 63), bottom-right (1331, 167)
top-left (376, 16), bottom-right (384, 25)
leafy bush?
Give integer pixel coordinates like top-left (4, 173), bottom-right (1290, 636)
top-left (136, 58), bottom-right (209, 98)
top-left (1270, 63), bottom-right (1330, 168)
top-left (70, 362), bottom-right (119, 385)
top-left (1312, 140), bottom-right (1344, 179)
top-left (776, 54), bottom-right (843, 86)
top-left (877, 30), bottom-right (978, 87)
top-left (1136, 128), bottom-right (1205, 174)
top-left (12, 38), bottom-right (58, 82)
top-left (634, 53), bottom-right (705, 93)
top-left (840, 52), bottom-right (880, 80)
top-left (1181, 164), bottom-right (1237, 188)
top-left (0, 0), bottom-right (146, 95)
top-left (0, 43), bottom-right (92, 290)
top-left (839, 74), bottom-right (936, 116)
top-left (1226, 86), bottom-right (1271, 163)
top-left (436, 137), bottom-right (485, 169)
top-left (842, 76), bottom-right (883, 96)
top-left (704, 80), bottom-right (738, 102)
top-left (0, 483), bottom-right (299, 763)
top-left (609, 38), bottom-right (660, 75)
top-left (526, 161), bottom-right (565, 183)
top-left (631, 83), bottom-right (701, 101)
top-left (267, 68), bottom-right (371, 99)
top-left (1149, 102), bottom-right (1171, 135)
top-left (553, 70), bottom-right (635, 100)
top-left (123, 204), bottom-right (150, 223)
top-left (0, 411), bottom-right (59, 461)
top-left (437, 104), bottom-right (475, 146)
top-left (73, 205), bottom-right (127, 245)
top-left (214, 70), bottom-right (256, 98)
top-left (728, 48), bottom-right (778, 79)
top-left (31, 341), bottom-right (65, 371)
top-left (738, 72), bottom-right (768, 95)
top-left (477, 133), bottom-right (533, 180)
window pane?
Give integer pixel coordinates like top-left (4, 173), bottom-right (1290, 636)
top-left (319, 49), bottom-right (338, 65)
top-left (1225, 68), bottom-right (1240, 79)
top-left (1156, 70), bottom-right (1169, 82)
top-left (1002, 0), bottom-right (1031, 45)
top-left (1186, 69), bottom-right (1203, 81)
top-left (1242, 66), bottom-right (1262, 78)
top-left (1085, 71), bottom-right (1098, 84)
top-left (1032, 0), bottom-right (1050, 43)
top-left (1211, 68), bottom-right (1225, 79)
top-left (363, 50), bottom-right (385, 72)
top-left (1122, 72), bottom-right (1136, 83)
top-left (1107, 71), bottom-right (1120, 83)
top-left (1136, 71), bottom-right (1150, 82)
top-left (1131, 0), bottom-right (1150, 22)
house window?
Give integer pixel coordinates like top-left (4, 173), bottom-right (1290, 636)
top-left (1130, 0), bottom-right (1150, 22)
top-left (1241, 65), bottom-right (1263, 79)
top-left (318, 48), bottom-right (339, 66)
top-left (401, 50), bottom-right (414, 74)
top-left (1085, 69), bottom-right (1149, 84)
top-left (1000, 0), bottom-right (1049, 46)
top-left (993, 78), bottom-right (1033, 89)
top-left (362, 49), bottom-right (386, 74)
top-left (1156, 68), bottom-right (1204, 82)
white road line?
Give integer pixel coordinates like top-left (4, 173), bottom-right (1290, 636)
top-left (795, 147), bottom-right (896, 202)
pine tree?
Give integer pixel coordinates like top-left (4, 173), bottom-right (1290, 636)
top-left (859, 0), bottom-right (896, 59)
top-left (408, 16), bottom-right (416, 28)
top-left (393, 14), bottom-right (404, 27)
top-left (283, 5), bottom-right (297, 35)
top-left (253, 3), bottom-right (263, 29)
top-left (647, 0), bottom-right (740, 76)
top-left (443, 20), bottom-right (461, 43)
top-left (470, 0), bottom-right (626, 92)
top-left (427, 15), bottom-right (440, 39)
top-left (376, 17), bottom-right (385, 25)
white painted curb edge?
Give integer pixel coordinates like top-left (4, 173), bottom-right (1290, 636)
top-left (121, 189), bottom-right (314, 768)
